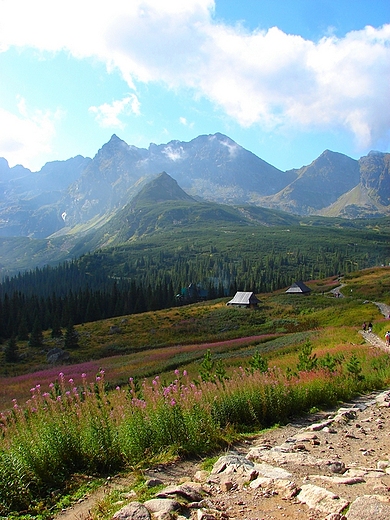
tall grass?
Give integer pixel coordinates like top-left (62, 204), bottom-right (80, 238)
top-left (1, 346), bottom-right (390, 516)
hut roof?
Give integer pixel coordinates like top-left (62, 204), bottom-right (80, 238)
top-left (285, 281), bottom-right (311, 294)
top-left (227, 291), bottom-right (260, 306)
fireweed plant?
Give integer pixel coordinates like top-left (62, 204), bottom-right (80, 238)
top-left (1, 348), bottom-right (390, 516)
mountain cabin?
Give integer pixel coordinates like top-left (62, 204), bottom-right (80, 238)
top-left (285, 281), bottom-right (311, 295)
top-left (226, 291), bottom-right (261, 308)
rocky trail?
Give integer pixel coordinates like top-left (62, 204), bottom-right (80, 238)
top-left (56, 299), bottom-right (390, 520)
top-left (57, 388), bottom-right (390, 520)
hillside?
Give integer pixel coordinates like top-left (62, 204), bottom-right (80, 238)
top-left (2, 266), bottom-right (389, 402)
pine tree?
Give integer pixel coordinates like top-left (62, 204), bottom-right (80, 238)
top-left (4, 336), bottom-right (19, 363)
top-left (17, 315), bottom-right (29, 341)
top-left (28, 319), bottom-right (43, 349)
top-left (64, 322), bottom-right (79, 349)
top-left (51, 318), bottom-right (63, 338)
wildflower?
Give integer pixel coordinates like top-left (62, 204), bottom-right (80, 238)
top-left (170, 399), bottom-right (176, 406)
top-left (183, 370), bottom-right (188, 377)
top-left (69, 378), bottom-right (74, 383)
top-left (174, 369), bottom-right (180, 376)
top-left (81, 373), bottom-right (87, 379)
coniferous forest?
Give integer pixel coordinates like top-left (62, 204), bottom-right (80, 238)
top-left (0, 220), bottom-right (389, 342)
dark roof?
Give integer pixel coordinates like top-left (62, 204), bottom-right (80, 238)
top-left (285, 281), bottom-right (311, 294)
top-left (227, 291), bottom-right (260, 305)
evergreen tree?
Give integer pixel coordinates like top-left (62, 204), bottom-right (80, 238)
top-left (28, 319), bottom-right (43, 349)
top-left (17, 315), bottom-right (29, 341)
top-left (249, 350), bottom-right (268, 373)
top-left (4, 336), bottom-right (19, 363)
top-left (64, 322), bottom-right (79, 349)
top-left (51, 318), bottom-right (63, 338)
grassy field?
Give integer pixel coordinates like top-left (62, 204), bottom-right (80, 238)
top-left (1, 267), bottom-right (389, 410)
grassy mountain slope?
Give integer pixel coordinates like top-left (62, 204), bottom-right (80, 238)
top-left (318, 184), bottom-right (389, 218)
top-left (1, 266), bottom-right (389, 406)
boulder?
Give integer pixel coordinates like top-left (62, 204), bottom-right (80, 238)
top-left (297, 484), bottom-right (349, 515)
top-left (346, 495), bottom-right (390, 519)
top-left (112, 502), bottom-right (151, 520)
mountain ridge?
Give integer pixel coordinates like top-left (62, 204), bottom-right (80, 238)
top-left (0, 133), bottom-right (389, 243)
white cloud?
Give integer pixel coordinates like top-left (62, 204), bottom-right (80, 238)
top-left (163, 144), bottom-right (186, 161)
top-left (179, 117), bottom-right (194, 128)
top-left (0, 0), bottom-right (389, 151)
top-left (89, 95), bottom-right (141, 128)
top-left (220, 139), bottom-right (239, 158)
top-left (0, 97), bottom-right (62, 169)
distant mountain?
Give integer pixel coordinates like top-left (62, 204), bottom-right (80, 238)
top-left (0, 155), bottom-right (91, 237)
top-left (1, 168), bottom-right (389, 277)
top-left (258, 150), bottom-right (360, 214)
top-left (0, 133), bottom-right (389, 243)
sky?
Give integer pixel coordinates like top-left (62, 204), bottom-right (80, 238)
top-left (0, 0), bottom-right (389, 173)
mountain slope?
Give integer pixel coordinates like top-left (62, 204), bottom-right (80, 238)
top-left (259, 150), bottom-right (361, 215)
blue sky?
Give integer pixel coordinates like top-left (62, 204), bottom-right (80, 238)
top-left (0, 0), bottom-right (389, 172)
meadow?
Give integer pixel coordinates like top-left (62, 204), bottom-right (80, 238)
top-left (0, 267), bottom-right (390, 518)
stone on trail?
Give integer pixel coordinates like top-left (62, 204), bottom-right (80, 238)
top-left (143, 498), bottom-right (181, 514)
top-left (309, 474), bottom-right (365, 485)
top-left (252, 461), bottom-right (292, 480)
top-left (211, 454), bottom-right (254, 474)
top-left (112, 502), bottom-right (151, 520)
top-left (247, 446), bottom-right (326, 468)
top-left (346, 495), bottom-right (390, 519)
top-left (156, 482), bottom-right (204, 502)
top-left (297, 484), bottom-right (349, 515)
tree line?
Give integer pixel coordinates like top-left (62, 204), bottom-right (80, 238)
top-left (1, 222), bottom-right (389, 344)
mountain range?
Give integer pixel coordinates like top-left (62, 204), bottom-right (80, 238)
top-left (0, 133), bottom-right (389, 275)
top-left (1, 133), bottom-right (389, 241)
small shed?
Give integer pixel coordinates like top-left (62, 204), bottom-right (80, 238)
top-left (285, 281), bottom-right (311, 295)
top-left (226, 291), bottom-right (261, 308)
